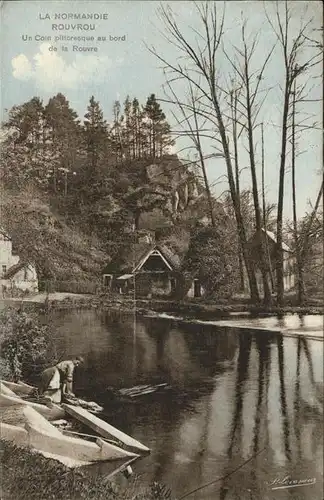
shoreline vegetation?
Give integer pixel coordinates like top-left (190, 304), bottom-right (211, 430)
top-left (0, 441), bottom-right (173, 500)
top-left (0, 308), bottom-right (173, 500)
top-left (2, 292), bottom-right (323, 317)
top-left (0, 298), bottom-right (321, 499)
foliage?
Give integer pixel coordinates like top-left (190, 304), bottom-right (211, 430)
top-left (1, 92), bottom-right (177, 281)
top-left (0, 308), bottom-right (56, 382)
top-left (0, 188), bottom-right (107, 283)
top-left (290, 207), bottom-right (323, 295)
top-left (1, 91), bottom-right (241, 295)
top-left (183, 224), bottom-right (239, 298)
top-left (0, 440), bottom-right (174, 500)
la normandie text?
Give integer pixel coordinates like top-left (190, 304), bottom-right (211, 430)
top-left (39, 13), bottom-right (108, 30)
top-left (39, 13), bottom-right (109, 20)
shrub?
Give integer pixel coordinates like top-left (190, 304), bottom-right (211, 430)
top-left (1, 441), bottom-right (174, 500)
top-left (182, 225), bottom-right (239, 299)
top-left (0, 308), bottom-right (56, 383)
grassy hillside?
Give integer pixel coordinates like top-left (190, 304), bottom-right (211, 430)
top-left (1, 189), bottom-right (107, 285)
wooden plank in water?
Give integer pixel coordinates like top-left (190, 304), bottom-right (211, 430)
top-left (62, 404), bottom-right (150, 454)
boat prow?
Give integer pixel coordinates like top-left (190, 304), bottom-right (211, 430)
top-left (1, 401), bottom-right (138, 467)
top-left (1, 379), bottom-right (150, 464)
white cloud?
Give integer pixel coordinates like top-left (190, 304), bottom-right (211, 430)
top-left (11, 43), bottom-right (113, 91)
top-left (12, 54), bottom-right (33, 81)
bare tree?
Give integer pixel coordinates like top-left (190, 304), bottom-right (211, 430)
top-left (265, 0), bottom-right (322, 305)
top-left (299, 181), bottom-right (323, 277)
top-left (223, 22), bottom-right (275, 304)
top-left (163, 79), bottom-right (217, 227)
top-left (230, 86), bottom-right (245, 291)
top-left (150, 2), bottom-right (260, 302)
top-left (290, 81), bottom-right (305, 304)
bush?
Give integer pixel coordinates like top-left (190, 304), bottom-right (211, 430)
top-left (182, 225), bottom-right (239, 299)
top-left (0, 441), bottom-right (174, 500)
top-left (0, 308), bottom-right (56, 383)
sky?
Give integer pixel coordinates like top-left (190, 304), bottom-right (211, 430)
top-left (0, 0), bottom-right (322, 219)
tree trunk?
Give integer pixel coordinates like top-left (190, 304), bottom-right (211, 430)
top-left (192, 100), bottom-right (216, 227)
top-left (232, 91), bottom-right (245, 292)
top-left (276, 81), bottom-right (291, 306)
top-left (210, 87), bottom-right (259, 302)
top-left (244, 59), bottom-right (271, 306)
top-left (291, 86), bottom-right (305, 305)
top-left (238, 250), bottom-right (245, 292)
top-left (261, 123), bottom-right (274, 292)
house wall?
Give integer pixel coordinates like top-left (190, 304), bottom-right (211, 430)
top-left (283, 251), bottom-right (295, 291)
top-left (1, 265), bottom-right (39, 296)
top-left (135, 273), bottom-right (172, 297)
top-left (247, 235), bottom-right (296, 294)
top-left (0, 236), bottom-right (19, 276)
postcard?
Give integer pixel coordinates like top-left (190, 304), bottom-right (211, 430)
top-left (0, 1), bottom-right (323, 499)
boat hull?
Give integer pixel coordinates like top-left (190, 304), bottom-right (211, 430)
top-left (1, 401), bottom-right (138, 467)
top-left (1, 379), bottom-right (149, 465)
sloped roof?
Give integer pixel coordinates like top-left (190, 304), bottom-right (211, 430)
top-left (2, 261), bottom-right (28, 279)
top-left (132, 244), bottom-right (181, 272)
top-left (104, 243), bottom-right (181, 275)
top-left (263, 229), bottom-right (291, 252)
top-left (157, 244), bottom-right (181, 270)
top-left (0, 227), bottom-right (11, 240)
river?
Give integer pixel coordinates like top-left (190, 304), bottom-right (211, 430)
top-left (46, 308), bottom-right (323, 500)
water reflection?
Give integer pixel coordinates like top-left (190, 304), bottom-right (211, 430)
top-left (227, 333), bottom-right (252, 459)
top-left (46, 309), bottom-right (323, 500)
top-left (277, 335), bottom-right (292, 461)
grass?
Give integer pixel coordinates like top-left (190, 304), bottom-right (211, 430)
top-left (0, 441), bottom-right (173, 500)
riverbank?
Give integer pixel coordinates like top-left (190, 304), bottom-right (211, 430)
top-left (2, 291), bottom-right (323, 318)
top-left (0, 441), bottom-right (172, 500)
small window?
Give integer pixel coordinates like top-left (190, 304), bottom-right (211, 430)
top-left (2, 265), bottom-right (7, 274)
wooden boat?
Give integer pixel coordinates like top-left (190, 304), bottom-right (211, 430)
top-left (1, 403), bottom-right (138, 468)
top-left (1, 381), bottom-right (66, 420)
top-left (1, 379), bottom-right (150, 456)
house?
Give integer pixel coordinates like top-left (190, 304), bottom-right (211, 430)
top-left (247, 228), bottom-right (295, 293)
top-left (0, 228), bottom-right (38, 296)
top-left (102, 237), bottom-right (205, 299)
top-left (0, 229), bottom-right (19, 277)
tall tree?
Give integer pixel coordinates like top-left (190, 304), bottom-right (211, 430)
top-left (122, 95), bottom-right (132, 159)
top-left (182, 225), bottom-right (238, 298)
top-left (163, 79), bottom-right (217, 227)
top-left (44, 93), bottom-right (81, 195)
top-left (1, 97), bottom-right (49, 191)
top-left (265, 0), bottom-right (322, 305)
top-left (111, 100), bottom-right (124, 161)
top-left (152, 3), bottom-right (260, 302)
top-left (74, 96), bottom-right (116, 235)
top-left (144, 93), bottom-right (173, 158)
top-left (223, 21), bottom-right (275, 304)
top-left (83, 96), bottom-right (109, 174)
top-left (131, 98), bottom-right (142, 159)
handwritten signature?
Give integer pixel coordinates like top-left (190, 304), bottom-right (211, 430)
top-left (266, 476), bottom-right (316, 490)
